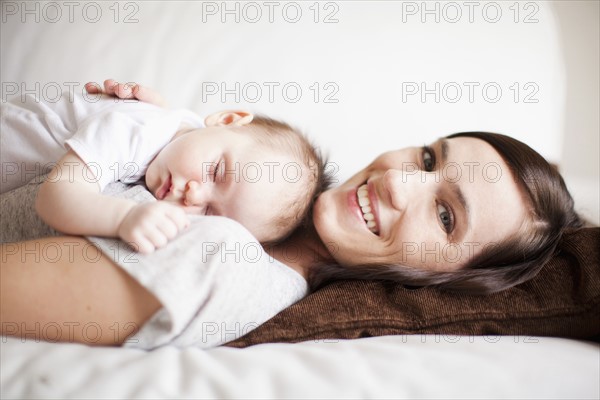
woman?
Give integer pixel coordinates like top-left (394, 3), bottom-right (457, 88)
top-left (0, 81), bottom-right (583, 347)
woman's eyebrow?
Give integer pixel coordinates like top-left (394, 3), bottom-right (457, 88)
top-left (441, 139), bottom-right (449, 164)
top-left (439, 139), bottom-right (471, 237)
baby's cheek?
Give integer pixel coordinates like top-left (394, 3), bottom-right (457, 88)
top-left (144, 167), bottom-right (157, 191)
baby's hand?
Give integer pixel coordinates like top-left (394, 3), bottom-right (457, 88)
top-left (118, 202), bottom-right (190, 254)
top-left (85, 79), bottom-right (168, 108)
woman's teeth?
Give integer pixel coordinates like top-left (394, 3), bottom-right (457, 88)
top-left (357, 184), bottom-right (379, 234)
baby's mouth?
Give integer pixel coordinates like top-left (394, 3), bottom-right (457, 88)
top-left (156, 174), bottom-right (172, 200)
top-left (357, 183), bottom-right (380, 235)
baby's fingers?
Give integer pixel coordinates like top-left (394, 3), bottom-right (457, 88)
top-left (154, 217), bottom-right (183, 241)
top-left (139, 216), bottom-right (188, 252)
top-left (165, 206), bottom-right (191, 232)
top-left (127, 224), bottom-right (168, 253)
top-left (129, 236), bottom-right (156, 255)
top-left (143, 227), bottom-right (171, 251)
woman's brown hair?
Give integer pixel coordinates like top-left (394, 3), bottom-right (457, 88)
top-left (309, 132), bottom-right (583, 294)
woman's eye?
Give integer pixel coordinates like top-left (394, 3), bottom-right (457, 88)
top-left (422, 146), bottom-right (435, 171)
top-left (437, 203), bottom-right (454, 233)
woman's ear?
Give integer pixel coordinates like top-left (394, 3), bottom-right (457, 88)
top-left (204, 111), bottom-right (254, 127)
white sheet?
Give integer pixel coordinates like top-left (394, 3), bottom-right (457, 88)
top-left (1, 335), bottom-right (598, 399)
top-left (0, 0), bottom-right (566, 181)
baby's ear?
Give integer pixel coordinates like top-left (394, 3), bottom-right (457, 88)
top-left (204, 111), bottom-right (254, 127)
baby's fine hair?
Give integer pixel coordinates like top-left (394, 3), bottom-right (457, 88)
top-left (245, 115), bottom-right (332, 244)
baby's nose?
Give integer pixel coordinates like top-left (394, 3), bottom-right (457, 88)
top-left (184, 180), bottom-right (208, 207)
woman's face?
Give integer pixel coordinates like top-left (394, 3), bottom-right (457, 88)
top-left (313, 137), bottom-right (529, 271)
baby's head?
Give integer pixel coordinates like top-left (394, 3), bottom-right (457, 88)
top-left (146, 111), bottom-right (328, 243)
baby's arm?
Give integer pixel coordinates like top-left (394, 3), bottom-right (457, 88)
top-left (36, 150), bottom-right (189, 253)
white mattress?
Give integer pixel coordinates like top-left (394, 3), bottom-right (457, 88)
top-left (1, 1), bottom-right (598, 398)
top-left (2, 335), bottom-right (599, 399)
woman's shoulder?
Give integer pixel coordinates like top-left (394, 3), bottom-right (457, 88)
top-left (114, 214), bottom-right (308, 349)
top-left (187, 214), bottom-right (259, 241)
top-left (187, 216), bottom-right (306, 276)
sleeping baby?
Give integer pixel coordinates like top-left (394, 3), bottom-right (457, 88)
top-left (0, 90), bottom-right (325, 251)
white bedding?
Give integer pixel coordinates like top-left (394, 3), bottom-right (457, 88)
top-left (1, 1), bottom-right (598, 398)
top-left (2, 335), bottom-right (598, 399)
top-left (0, 1), bottom-right (568, 180)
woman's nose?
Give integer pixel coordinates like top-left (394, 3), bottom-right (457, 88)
top-left (382, 169), bottom-right (436, 211)
top-left (184, 180), bottom-right (210, 207)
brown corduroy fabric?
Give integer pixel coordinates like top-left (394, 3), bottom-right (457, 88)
top-left (226, 227), bottom-right (600, 348)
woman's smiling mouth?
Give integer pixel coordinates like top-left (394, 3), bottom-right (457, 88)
top-left (357, 183), bottom-right (380, 235)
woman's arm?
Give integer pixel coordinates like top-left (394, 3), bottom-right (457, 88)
top-left (0, 237), bottom-right (161, 345)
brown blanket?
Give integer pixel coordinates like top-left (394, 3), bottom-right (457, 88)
top-left (228, 227), bottom-right (600, 347)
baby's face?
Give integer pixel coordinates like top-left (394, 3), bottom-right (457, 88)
top-left (145, 127), bottom-right (305, 242)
